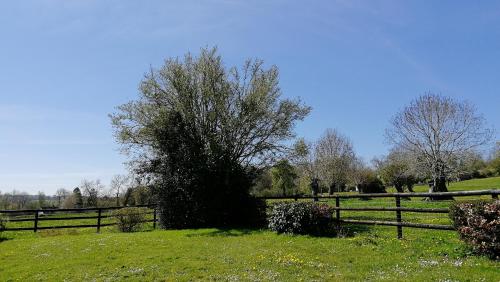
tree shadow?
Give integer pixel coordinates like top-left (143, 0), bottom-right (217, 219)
top-left (185, 228), bottom-right (265, 238)
top-left (299, 223), bottom-right (373, 238)
top-left (335, 224), bottom-right (372, 238)
top-left (183, 223), bottom-right (374, 239)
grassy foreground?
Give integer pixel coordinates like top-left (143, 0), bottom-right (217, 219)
top-left (0, 177), bottom-right (499, 281)
top-left (1, 227), bottom-right (499, 281)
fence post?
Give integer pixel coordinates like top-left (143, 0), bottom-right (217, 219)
top-left (335, 196), bottom-right (340, 222)
top-left (153, 207), bottom-right (157, 229)
top-left (34, 210), bottom-right (39, 233)
top-left (395, 195), bottom-right (402, 239)
top-left (97, 208), bottom-right (102, 233)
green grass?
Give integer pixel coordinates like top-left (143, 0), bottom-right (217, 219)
top-left (0, 177), bottom-right (498, 281)
top-left (397, 176), bottom-right (500, 193)
top-left (1, 228), bottom-right (498, 281)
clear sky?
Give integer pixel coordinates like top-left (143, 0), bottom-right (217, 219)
top-left (1, 1), bottom-right (499, 194)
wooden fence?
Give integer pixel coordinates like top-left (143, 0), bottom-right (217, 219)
top-left (1, 190), bottom-right (498, 239)
top-left (0, 205), bottom-right (157, 233)
top-left (260, 189), bottom-right (499, 239)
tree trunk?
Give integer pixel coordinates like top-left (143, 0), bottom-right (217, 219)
top-left (394, 183), bottom-right (404, 193)
top-left (429, 175), bottom-right (453, 200)
top-left (407, 184), bottom-right (414, 192)
top-left (395, 182), bottom-right (410, 200)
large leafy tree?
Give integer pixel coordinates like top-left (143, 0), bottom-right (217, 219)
top-left (270, 159), bottom-right (297, 196)
top-left (111, 47), bottom-right (310, 228)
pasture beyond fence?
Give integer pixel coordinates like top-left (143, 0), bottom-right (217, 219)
top-left (260, 189), bottom-right (499, 239)
top-left (1, 189), bottom-right (498, 239)
top-left (0, 205), bottom-right (157, 233)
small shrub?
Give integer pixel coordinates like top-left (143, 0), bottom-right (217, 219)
top-left (267, 202), bottom-right (335, 236)
top-left (450, 200), bottom-right (500, 260)
top-left (112, 207), bottom-right (148, 232)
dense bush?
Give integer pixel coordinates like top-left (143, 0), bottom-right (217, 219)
top-left (450, 200), bottom-right (500, 260)
top-left (358, 178), bottom-right (386, 194)
top-left (112, 207), bottom-right (148, 232)
top-left (267, 202), bottom-right (335, 235)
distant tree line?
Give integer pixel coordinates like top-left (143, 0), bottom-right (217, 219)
top-left (0, 174), bottom-right (154, 210)
top-left (252, 94), bottom-right (496, 197)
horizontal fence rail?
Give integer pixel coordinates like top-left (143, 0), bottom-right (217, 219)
top-left (1, 190), bottom-right (498, 239)
top-left (0, 205), bottom-right (158, 233)
top-left (260, 189), bottom-right (500, 199)
top-left (259, 189), bottom-right (499, 239)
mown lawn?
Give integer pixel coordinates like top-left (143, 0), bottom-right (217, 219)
top-left (0, 177), bottom-right (499, 281)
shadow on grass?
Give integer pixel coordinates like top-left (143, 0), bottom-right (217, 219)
top-left (0, 236), bottom-right (9, 243)
top-left (185, 228), bottom-right (265, 238)
top-left (184, 224), bottom-right (373, 239)
top-left (337, 224), bottom-right (372, 238)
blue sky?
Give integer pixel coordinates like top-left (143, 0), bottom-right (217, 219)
top-left (1, 0), bottom-right (499, 194)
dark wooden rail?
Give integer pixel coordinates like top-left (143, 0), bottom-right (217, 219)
top-left (2, 190), bottom-right (497, 238)
top-left (0, 205), bottom-right (158, 233)
top-left (259, 189), bottom-right (499, 239)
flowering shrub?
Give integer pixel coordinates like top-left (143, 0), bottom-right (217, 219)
top-left (449, 200), bottom-right (500, 260)
top-left (267, 202), bottom-right (335, 235)
top-left (112, 207), bottom-right (148, 232)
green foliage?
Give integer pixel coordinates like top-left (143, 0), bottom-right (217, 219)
top-left (270, 160), bottom-right (297, 196)
top-left (122, 186), bottom-right (154, 206)
top-left (110, 47), bottom-right (309, 228)
top-left (356, 169), bottom-right (386, 193)
top-left (112, 207), bottom-right (148, 232)
top-left (376, 150), bottom-right (416, 193)
top-left (450, 200), bottom-right (500, 260)
top-left (487, 155), bottom-right (500, 176)
top-left (122, 188), bottom-right (135, 206)
top-left (37, 192), bottom-right (46, 208)
top-left (72, 188), bottom-right (83, 208)
top-left (250, 169), bottom-right (273, 196)
top-left (267, 202), bottom-right (335, 235)
top-left (296, 174), bottom-right (312, 195)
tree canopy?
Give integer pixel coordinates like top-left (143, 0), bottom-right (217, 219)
top-left (386, 93), bottom-right (492, 193)
top-left (110, 47), bottom-right (310, 228)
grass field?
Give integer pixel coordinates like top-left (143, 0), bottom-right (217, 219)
top-left (0, 177), bottom-right (499, 281)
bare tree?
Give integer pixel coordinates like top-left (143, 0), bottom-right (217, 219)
top-left (109, 175), bottom-right (130, 206)
top-left (386, 93), bottom-right (493, 194)
top-left (315, 129), bottom-right (356, 194)
top-left (55, 188), bottom-right (69, 207)
top-left (81, 179), bottom-right (104, 207)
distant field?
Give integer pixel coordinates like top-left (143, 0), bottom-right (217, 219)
top-left (403, 176), bottom-right (500, 193)
top-left (0, 177), bottom-right (498, 281)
